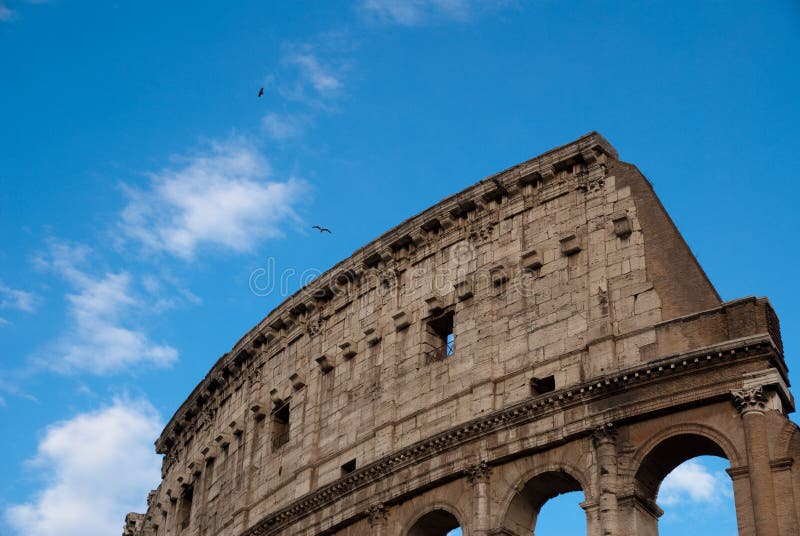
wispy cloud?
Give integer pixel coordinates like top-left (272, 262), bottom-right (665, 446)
top-left (659, 459), bottom-right (732, 506)
top-left (272, 39), bottom-right (352, 106)
top-left (120, 138), bottom-right (308, 259)
top-left (33, 241), bottom-right (178, 375)
top-left (260, 36), bottom-right (353, 140)
top-left (0, 0), bottom-right (53, 22)
top-left (360, 0), bottom-right (467, 25)
top-left (286, 51), bottom-right (343, 97)
top-left (262, 112), bottom-right (309, 141)
top-left (140, 273), bottom-right (201, 314)
top-left (5, 397), bottom-right (162, 536)
top-left (0, 282), bottom-right (39, 313)
top-left (359, 0), bottom-right (507, 26)
top-left (0, 2), bottom-right (15, 21)
top-left (0, 372), bottom-right (40, 407)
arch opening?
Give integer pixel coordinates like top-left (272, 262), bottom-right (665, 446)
top-left (635, 433), bottom-right (737, 535)
top-left (501, 469), bottom-right (587, 535)
top-left (534, 489), bottom-right (586, 535)
top-left (407, 509), bottom-right (461, 536)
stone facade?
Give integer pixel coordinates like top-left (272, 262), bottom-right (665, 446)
top-left (124, 132), bottom-right (798, 536)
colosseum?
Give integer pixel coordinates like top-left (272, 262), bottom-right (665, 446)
top-left (124, 132), bottom-right (798, 536)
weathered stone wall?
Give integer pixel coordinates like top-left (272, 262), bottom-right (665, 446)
top-left (125, 133), bottom-right (797, 536)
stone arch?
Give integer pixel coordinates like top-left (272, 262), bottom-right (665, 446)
top-left (631, 423), bottom-right (741, 535)
top-left (632, 421), bottom-right (743, 482)
top-left (497, 463), bottom-right (591, 535)
top-left (404, 503), bottom-right (465, 536)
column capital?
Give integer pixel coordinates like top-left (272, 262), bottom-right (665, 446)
top-left (591, 422), bottom-right (617, 447)
top-left (465, 460), bottom-right (491, 484)
top-left (732, 385), bottom-right (767, 416)
top-left (366, 503), bottom-right (388, 526)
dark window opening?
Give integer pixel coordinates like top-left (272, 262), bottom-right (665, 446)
top-left (408, 509), bottom-right (461, 536)
top-left (234, 431), bottom-right (245, 490)
top-left (425, 311), bottom-right (454, 363)
top-left (271, 401), bottom-right (290, 452)
top-left (531, 375), bottom-right (556, 395)
top-left (341, 459), bottom-right (356, 477)
top-left (179, 485), bottom-right (193, 530)
top-left (205, 458), bottom-right (215, 491)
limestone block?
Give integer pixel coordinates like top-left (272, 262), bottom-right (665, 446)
top-left (612, 212), bottom-right (633, 238)
top-left (634, 289), bottom-right (662, 315)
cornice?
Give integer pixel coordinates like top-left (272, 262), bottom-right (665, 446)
top-left (241, 336), bottom-right (775, 536)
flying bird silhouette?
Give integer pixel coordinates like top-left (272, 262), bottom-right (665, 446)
top-left (258, 87), bottom-right (264, 97)
top-left (312, 225), bottom-right (332, 234)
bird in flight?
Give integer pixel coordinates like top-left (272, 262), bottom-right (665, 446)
top-left (258, 87), bottom-right (265, 97)
top-left (312, 225), bottom-right (332, 234)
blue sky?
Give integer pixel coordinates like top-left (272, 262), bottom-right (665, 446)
top-left (1, 1), bottom-right (798, 534)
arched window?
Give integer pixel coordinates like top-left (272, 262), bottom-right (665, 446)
top-left (407, 508), bottom-right (461, 536)
top-left (533, 488), bottom-right (586, 535)
top-left (635, 433), bottom-right (738, 535)
top-left (501, 469), bottom-right (587, 535)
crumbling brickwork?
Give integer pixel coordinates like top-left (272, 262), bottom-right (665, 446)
top-left (125, 133), bottom-right (798, 536)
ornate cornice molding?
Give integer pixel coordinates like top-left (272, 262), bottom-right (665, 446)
top-left (241, 337), bottom-right (773, 536)
top-left (591, 422), bottom-right (617, 447)
top-left (464, 460), bottom-right (491, 485)
top-left (366, 503), bottom-right (388, 526)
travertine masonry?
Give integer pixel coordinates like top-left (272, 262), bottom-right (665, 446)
top-left (125, 133), bottom-right (798, 536)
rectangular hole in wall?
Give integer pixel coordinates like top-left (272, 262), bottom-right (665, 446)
top-left (530, 375), bottom-right (555, 395)
top-left (271, 401), bottom-right (290, 452)
top-left (425, 311), bottom-right (454, 363)
top-left (179, 485), bottom-right (193, 530)
top-left (205, 458), bottom-right (215, 491)
top-left (341, 459), bottom-right (356, 477)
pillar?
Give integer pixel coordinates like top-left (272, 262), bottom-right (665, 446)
top-left (579, 499), bottom-right (602, 536)
top-left (367, 503), bottom-right (388, 536)
top-left (466, 460), bottom-right (491, 535)
top-left (592, 424), bottom-right (619, 536)
top-left (726, 466), bottom-right (755, 536)
top-left (770, 458), bottom-right (797, 536)
top-left (732, 386), bottom-right (780, 536)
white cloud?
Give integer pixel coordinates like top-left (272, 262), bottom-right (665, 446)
top-left (274, 38), bottom-right (353, 107)
top-left (34, 241), bottom-right (178, 375)
top-left (286, 52), bottom-right (342, 96)
top-left (262, 112), bottom-right (309, 140)
top-left (659, 459), bottom-right (732, 506)
top-left (5, 397), bottom-right (163, 536)
top-left (0, 282), bottom-right (39, 313)
top-left (121, 139), bottom-right (307, 259)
